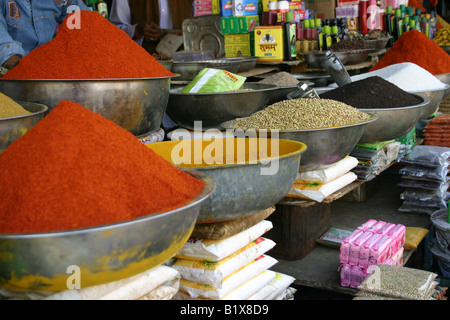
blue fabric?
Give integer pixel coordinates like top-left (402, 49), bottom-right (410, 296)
top-left (0, 0), bottom-right (90, 65)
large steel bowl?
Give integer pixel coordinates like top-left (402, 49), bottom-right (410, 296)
top-left (0, 102), bottom-right (47, 153)
top-left (171, 61), bottom-right (208, 80)
top-left (434, 73), bottom-right (450, 99)
top-left (0, 171), bottom-right (214, 292)
top-left (238, 56), bottom-right (259, 72)
top-left (341, 49), bottom-right (371, 65)
top-left (166, 83), bottom-right (280, 130)
top-left (147, 138), bottom-right (306, 223)
top-left (0, 77), bottom-right (175, 136)
top-left (304, 51), bottom-right (349, 69)
top-left (221, 116), bottom-right (377, 170)
top-left (289, 88), bottom-right (431, 143)
top-left (204, 58), bottom-right (242, 73)
top-left (408, 85), bottom-right (449, 119)
top-left (357, 94), bottom-right (430, 143)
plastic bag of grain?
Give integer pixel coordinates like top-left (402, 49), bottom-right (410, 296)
top-left (247, 272), bottom-right (295, 300)
top-left (43, 265), bottom-right (180, 300)
top-left (176, 220), bottom-right (273, 262)
top-left (176, 254), bottom-right (278, 299)
top-left (296, 156), bottom-right (358, 184)
top-left (172, 237), bottom-right (275, 288)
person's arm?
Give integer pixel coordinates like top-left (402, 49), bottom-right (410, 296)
top-left (109, 0), bottom-right (138, 40)
top-left (0, 13), bottom-right (25, 69)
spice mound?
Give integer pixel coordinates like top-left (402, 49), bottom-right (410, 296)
top-left (369, 30), bottom-right (450, 75)
top-left (229, 98), bottom-right (373, 131)
top-left (2, 11), bottom-right (174, 80)
top-left (0, 93), bottom-right (30, 118)
top-left (321, 76), bottom-right (423, 109)
top-left (0, 100), bottom-right (205, 234)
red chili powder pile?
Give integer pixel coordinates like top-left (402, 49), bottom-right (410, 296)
top-left (3, 10), bottom-right (174, 79)
top-left (369, 30), bottom-right (450, 75)
top-left (0, 100), bottom-right (205, 234)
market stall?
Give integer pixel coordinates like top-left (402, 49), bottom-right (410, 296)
top-left (0, 1), bottom-right (449, 302)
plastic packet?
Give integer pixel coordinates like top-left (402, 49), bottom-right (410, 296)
top-left (247, 272), bottom-right (295, 300)
top-left (340, 229), bottom-right (364, 264)
top-left (400, 188), bottom-right (450, 207)
top-left (176, 220), bottom-right (273, 262)
top-left (359, 233), bottom-right (384, 268)
top-left (296, 156), bottom-right (358, 184)
top-left (289, 172), bottom-right (357, 202)
top-left (398, 203), bottom-right (438, 215)
top-left (368, 235), bottom-right (394, 266)
top-left (398, 177), bottom-right (450, 194)
top-left (180, 68), bottom-right (246, 93)
top-left (172, 237), bottom-right (275, 288)
top-left (401, 145), bottom-right (450, 168)
top-left (399, 164), bottom-right (450, 182)
top-left (404, 227), bottom-right (429, 251)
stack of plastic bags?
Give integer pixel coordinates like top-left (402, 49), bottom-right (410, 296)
top-left (171, 217), bottom-right (296, 300)
top-left (349, 141), bottom-right (401, 181)
top-left (398, 145), bottom-right (450, 215)
top-left (338, 219), bottom-right (406, 289)
top-left (0, 264), bottom-right (181, 300)
top-left (424, 114), bottom-right (450, 147)
top-left (287, 156), bottom-right (358, 202)
top-left (429, 209), bottom-right (450, 279)
top-left (356, 265), bottom-right (440, 300)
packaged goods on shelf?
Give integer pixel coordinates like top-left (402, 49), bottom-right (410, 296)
top-left (287, 156), bottom-right (359, 202)
top-left (398, 145), bottom-right (450, 214)
top-left (350, 141), bottom-right (401, 181)
top-left (338, 219), bottom-right (406, 289)
top-left (232, 0), bottom-right (259, 16)
top-left (254, 26), bottom-right (285, 61)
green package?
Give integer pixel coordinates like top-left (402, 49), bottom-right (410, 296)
top-left (180, 68), bottom-right (246, 94)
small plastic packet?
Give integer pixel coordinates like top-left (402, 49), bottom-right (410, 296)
top-left (180, 68), bottom-right (246, 93)
top-left (368, 235), bottom-right (394, 266)
top-left (359, 233), bottom-right (384, 269)
top-left (367, 220), bottom-right (387, 234)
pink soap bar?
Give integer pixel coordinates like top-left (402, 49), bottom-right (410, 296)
top-left (357, 219), bottom-right (377, 232)
top-left (368, 235), bottom-right (394, 266)
top-left (387, 224), bottom-right (406, 253)
top-left (367, 220), bottom-right (387, 234)
top-left (378, 223), bottom-right (396, 235)
top-left (358, 232), bottom-right (383, 268)
top-left (339, 263), bottom-right (352, 287)
top-left (348, 231), bottom-right (373, 266)
top-left (340, 229), bottom-right (364, 264)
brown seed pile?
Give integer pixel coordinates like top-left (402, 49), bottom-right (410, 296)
top-left (229, 98), bottom-right (373, 131)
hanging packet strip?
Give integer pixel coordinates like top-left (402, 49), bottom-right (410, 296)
top-left (180, 68), bottom-right (246, 93)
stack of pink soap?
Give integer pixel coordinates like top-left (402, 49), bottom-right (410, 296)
top-left (338, 219), bottom-right (406, 288)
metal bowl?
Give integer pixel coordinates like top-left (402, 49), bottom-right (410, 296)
top-left (221, 116), bottom-right (376, 170)
top-left (0, 77), bottom-right (174, 136)
top-left (204, 58), bottom-right (242, 73)
top-left (434, 73), bottom-right (450, 99)
top-left (408, 85), bottom-right (449, 119)
top-left (356, 94), bottom-right (430, 143)
top-left (0, 171), bottom-right (214, 292)
top-left (341, 48), bottom-right (371, 65)
top-left (171, 61), bottom-right (208, 81)
top-left (158, 60), bottom-right (173, 71)
top-left (238, 56), bottom-right (259, 72)
top-left (364, 37), bottom-right (392, 52)
top-left (304, 51), bottom-right (349, 69)
top-left (0, 102), bottom-right (47, 153)
top-left (166, 83), bottom-right (280, 130)
top-left (147, 138), bottom-right (306, 223)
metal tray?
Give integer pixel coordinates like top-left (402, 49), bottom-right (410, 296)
top-left (183, 16), bottom-right (225, 59)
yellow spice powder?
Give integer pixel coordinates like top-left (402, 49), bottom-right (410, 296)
top-left (0, 93), bottom-right (31, 118)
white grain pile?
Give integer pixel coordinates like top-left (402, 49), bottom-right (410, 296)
top-left (328, 62), bottom-right (447, 92)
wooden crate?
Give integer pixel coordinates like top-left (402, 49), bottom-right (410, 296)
top-left (266, 200), bottom-right (331, 260)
